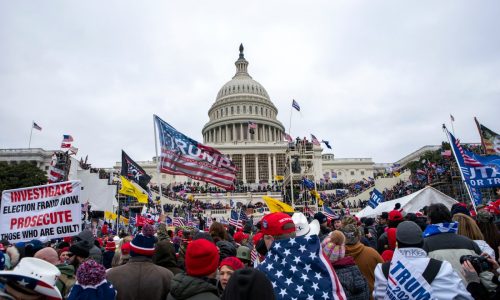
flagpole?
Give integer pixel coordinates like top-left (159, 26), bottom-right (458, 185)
top-left (474, 117), bottom-right (486, 155)
top-left (288, 104), bottom-right (293, 138)
top-left (443, 125), bottom-right (477, 213)
top-left (450, 115), bottom-right (456, 136)
top-left (153, 115), bottom-right (163, 201)
top-left (28, 121), bottom-right (34, 148)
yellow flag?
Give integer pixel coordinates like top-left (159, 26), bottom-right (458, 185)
top-left (105, 211), bottom-right (117, 220)
top-left (119, 176), bottom-right (148, 203)
top-left (120, 216), bottom-right (129, 225)
top-left (262, 196), bottom-right (294, 213)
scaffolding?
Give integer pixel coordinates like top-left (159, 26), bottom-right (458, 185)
top-left (283, 141), bottom-right (319, 214)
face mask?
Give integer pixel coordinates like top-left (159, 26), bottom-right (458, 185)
top-left (256, 239), bottom-right (268, 256)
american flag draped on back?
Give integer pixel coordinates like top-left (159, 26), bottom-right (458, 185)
top-left (154, 115), bottom-right (237, 190)
top-left (257, 235), bottom-right (346, 300)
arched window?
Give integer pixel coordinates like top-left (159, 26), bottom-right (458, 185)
top-left (231, 106), bottom-right (234, 115)
top-left (225, 107), bottom-right (228, 116)
top-left (216, 111), bottom-right (219, 118)
top-left (260, 107), bottom-right (263, 115)
top-left (243, 106), bottom-right (247, 113)
top-left (249, 106), bottom-right (252, 114)
top-left (237, 106), bottom-right (240, 114)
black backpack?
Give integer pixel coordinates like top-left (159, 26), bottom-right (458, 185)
top-left (381, 258), bottom-right (442, 284)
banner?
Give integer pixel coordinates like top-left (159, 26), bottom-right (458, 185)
top-left (0, 181), bottom-right (82, 243)
top-left (154, 115), bottom-right (237, 190)
top-left (368, 188), bottom-right (384, 209)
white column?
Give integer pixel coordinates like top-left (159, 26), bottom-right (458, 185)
top-left (240, 123), bottom-right (244, 141)
top-left (225, 125), bottom-right (228, 142)
top-left (219, 127), bottom-right (222, 142)
top-left (268, 154), bottom-right (272, 183)
top-left (242, 155), bottom-right (247, 183)
top-left (232, 125), bottom-right (236, 142)
top-left (255, 155), bottom-right (259, 183)
top-left (273, 154), bottom-right (277, 177)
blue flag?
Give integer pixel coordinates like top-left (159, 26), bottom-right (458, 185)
top-left (302, 178), bottom-right (315, 190)
top-left (257, 235), bottom-right (346, 299)
top-left (292, 99), bottom-right (300, 111)
top-left (449, 131), bottom-right (500, 188)
top-left (368, 188), bottom-right (384, 209)
top-left (321, 140), bottom-right (332, 149)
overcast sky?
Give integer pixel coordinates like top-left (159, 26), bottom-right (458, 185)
top-left (1, 1), bottom-right (499, 168)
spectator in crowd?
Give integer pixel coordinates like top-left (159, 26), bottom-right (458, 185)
top-left (236, 246), bottom-right (252, 267)
top-left (314, 212), bottom-right (331, 239)
top-left (476, 210), bottom-right (500, 260)
top-left (209, 222), bottom-right (229, 243)
top-left (423, 203), bottom-right (482, 283)
top-left (154, 238), bottom-right (183, 275)
top-left (73, 230), bottom-right (103, 264)
top-left (322, 230), bottom-right (370, 300)
top-left (217, 256), bottom-right (245, 295)
top-left (452, 213), bottom-right (496, 258)
top-left (59, 247), bottom-right (71, 264)
top-left (343, 223), bottom-right (384, 295)
top-left (35, 246), bottom-right (76, 298)
top-left (107, 224), bottom-right (174, 300)
top-left (373, 221), bottom-right (472, 299)
top-left (67, 259), bottom-right (117, 300)
top-left (102, 238), bottom-right (116, 269)
top-left (377, 210), bottom-right (404, 253)
top-left (69, 241), bottom-right (90, 271)
top-left (167, 239), bottom-right (220, 300)
top-left (221, 268), bottom-right (276, 300)
top-left (333, 215), bottom-right (343, 230)
top-left (376, 212), bottom-right (388, 238)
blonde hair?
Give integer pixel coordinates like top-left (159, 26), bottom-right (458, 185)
top-left (452, 213), bottom-right (484, 240)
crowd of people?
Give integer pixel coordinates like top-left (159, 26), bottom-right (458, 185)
top-left (1, 195), bottom-right (500, 299)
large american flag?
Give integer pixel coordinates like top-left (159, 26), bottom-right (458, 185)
top-left (455, 138), bottom-right (483, 167)
top-left (257, 235), bottom-right (346, 300)
top-left (322, 205), bottom-right (337, 221)
top-left (172, 217), bottom-right (185, 227)
top-left (310, 134), bottom-right (321, 146)
top-left (154, 115), bottom-right (237, 190)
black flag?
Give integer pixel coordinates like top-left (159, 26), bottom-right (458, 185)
top-left (121, 150), bottom-right (151, 191)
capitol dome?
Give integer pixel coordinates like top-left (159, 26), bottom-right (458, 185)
top-left (202, 44), bottom-right (285, 144)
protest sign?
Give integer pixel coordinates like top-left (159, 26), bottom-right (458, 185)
top-left (0, 181), bottom-right (82, 243)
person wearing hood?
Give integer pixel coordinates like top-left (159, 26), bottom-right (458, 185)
top-left (74, 230), bottom-right (103, 264)
top-left (153, 239), bottom-right (183, 275)
top-left (322, 230), bottom-right (370, 300)
top-left (373, 221), bottom-right (472, 300)
top-left (343, 224), bottom-right (384, 296)
top-left (221, 268), bottom-right (276, 300)
top-left (217, 256), bottom-right (244, 296)
top-left (167, 239), bottom-right (220, 300)
top-left (35, 246), bottom-right (76, 298)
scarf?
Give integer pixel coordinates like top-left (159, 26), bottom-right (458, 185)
top-left (422, 222), bottom-right (458, 238)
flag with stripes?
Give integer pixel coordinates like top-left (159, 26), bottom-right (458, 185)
top-left (311, 134), bottom-right (321, 146)
top-left (154, 115), bottom-right (237, 190)
top-left (229, 209), bottom-right (243, 229)
top-left (32, 122), bottom-right (42, 131)
top-left (323, 205), bottom-right (337, 221)
top-left (455, 138), bottom-right (483, 167)
top-left (475, 118), bottom-right (500, 155)
top-left (173, 217), bottom-right (185, 227)
top-left (248, 121), bottom-right (257, 129)
top-left (292, 99), bottom-right (300, 111)
top-left (239, 209), bottom-right (248, 223)
top-left (250, 248), bottom-right (258, 264)
top-left (62, 134), bottom-right (74, 142)
top-left (284, 133), bottom-right (293, 143)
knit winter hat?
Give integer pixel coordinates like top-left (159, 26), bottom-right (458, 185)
top-left (451, 203), bottom-right (470, 216)
top-left (130, 226), bottom-right (156, 257)
top-left (121, 242), bottom-right (131, 255)
top-left (76, 259), bottom-right (106, 286)
top-left (220, 256), bottom-right (244, 271)
top-left (70, 241), bottom-right (90, 258)
top-left (185, 239), bottom-right (219, 277)
top-left (34, 247), bottom-right (60, 265)
top-left (341, 224), bottom-right (360, 245)
top-left (321, 231), bottom-right (346, 262)
top-left (396, 221), bottom-right (423, 246)
top-left (314, 212), bottom-right (328, 224)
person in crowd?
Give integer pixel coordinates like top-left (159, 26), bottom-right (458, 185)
top-left (34, 247), bottom-right (76, 298)
top-left (0, 244), bottom-right (4, 271)
top-left (221, 268), bottom-right (276, 300)
top-left (67, 259), bottom-right (117, 300)
top-left (217, 256), bottom-right (245, 295)
top-left (69, 241), bottom-right (90, 271)
top-left (461, 252), bottom-right (500, 299)
top-left (233, 231), bottom-right (249, 246)
top-left (451, 202), bottom-right (471, 217)
top-left (423, 203), bottom-right (482, 283)
top-left (377, 210), bottom-right (404, 253)
top-left (452, 213), bottom-right (496, 258)
top-left (373, 221), bottom-right (473, 299)
top-left (209, 222), bottom-right (229, 243)
top-left (314, 212), bottom-right (331, 239)
top-left (111, 236), bottom-right (132, 267)
top-left (153, 237), bottom-right (183, 275)
top-left (343, 223), bottom-right (384, 295)
top-left (107, 224), bottom-right (174, 300)
top-left (102, 238), bottom-right (116, 269)
top-left (333, 215), bottom-right (343, 230)
top-left (375, 212), bottom-right (388, 238)
top-left (217, 240), bottom-right (237, 261)
top-left (167, 239), bottom-right (220, 300)
top-left (476, 210), bottom-right (500, 260)
top-left (59, 247), bottom-right (71, 264)
top-left (361, 217), bottom-right (377, 250)
top-left (260, 212), bottom-right (296, 252)
top-left (236, 245), bottom-right (252, 266)
top-left (0, 257), bottom-right (62, 299)
top-left (380, 227), bottom-right (396, 262)
top-left (73, 230), bottom-right (103, 264)
top-left (322, 230), bottom-right (370, 300)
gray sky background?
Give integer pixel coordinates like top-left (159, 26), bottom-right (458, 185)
top-left (1, 1), bottom-right (499, 167)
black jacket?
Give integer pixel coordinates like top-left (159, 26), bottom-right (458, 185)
top-left (167, 273), bottom-right (219, 300)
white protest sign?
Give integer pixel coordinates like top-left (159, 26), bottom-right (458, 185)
top-left (0, 181), bottom-right (82, 243)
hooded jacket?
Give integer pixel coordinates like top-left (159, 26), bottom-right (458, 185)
top-left (345, 242), bottom-right (384, 295)
top-left (373, 248), bottom-right (473, 300)
top-left (153, 240), bottom-right (183, 275)
top-left (56, 264), bottom-right (76, 298)
top-left (167, 272), bottom-right (219, 300)
top-left (332, 256), bottom-right (370, 300)
top-left (77, 230), bottom-right (103, 264)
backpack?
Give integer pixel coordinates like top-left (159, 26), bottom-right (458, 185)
top-left (381, 258), bottom-right (442, 285)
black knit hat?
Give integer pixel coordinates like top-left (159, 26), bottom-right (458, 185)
top-left (314, 212), bottom-right (327, 224)
top-left (221, 268), bottom-right (276, 300)
top-left (69, 241), bottom-right (90, 258)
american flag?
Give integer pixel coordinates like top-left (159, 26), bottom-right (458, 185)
top-left (248, 121), bottom-right (257, 129)
top-left (311, 134), bottom-right (321, 146)
top-left (60, 143), bottom-right (71, 148)
top-left (257, 235), bottom-right (346, 299)
top-left (32, 122), bottom-right (42, 131)
top-left (154, 115), bottom-right (237, 190)
top-left (455, 138), bottom-right (483, 167)
top-left (239, 209), bottom-right (248, 223)
top-left (322, 205), bottom-right (337, 221)
top-left (250, 248), bottom-right (258, 263)
top-left (173, 217), bottom-right (185, 227)
top-left (229, 209), bottom-right (243, 229)
top-left (303, 205), bottom-right (315, 218)
top-left (284, 133), bottom-right (293, 143)
top-left (292, 99), bottom-right (301, 111)
top-left (62, 134), bottom-right (74, 142)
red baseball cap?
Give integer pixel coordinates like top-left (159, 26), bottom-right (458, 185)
top-left (388, 210), bottom-right (403, 221)
top-left (260, 212), bottom-right (295, 236)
